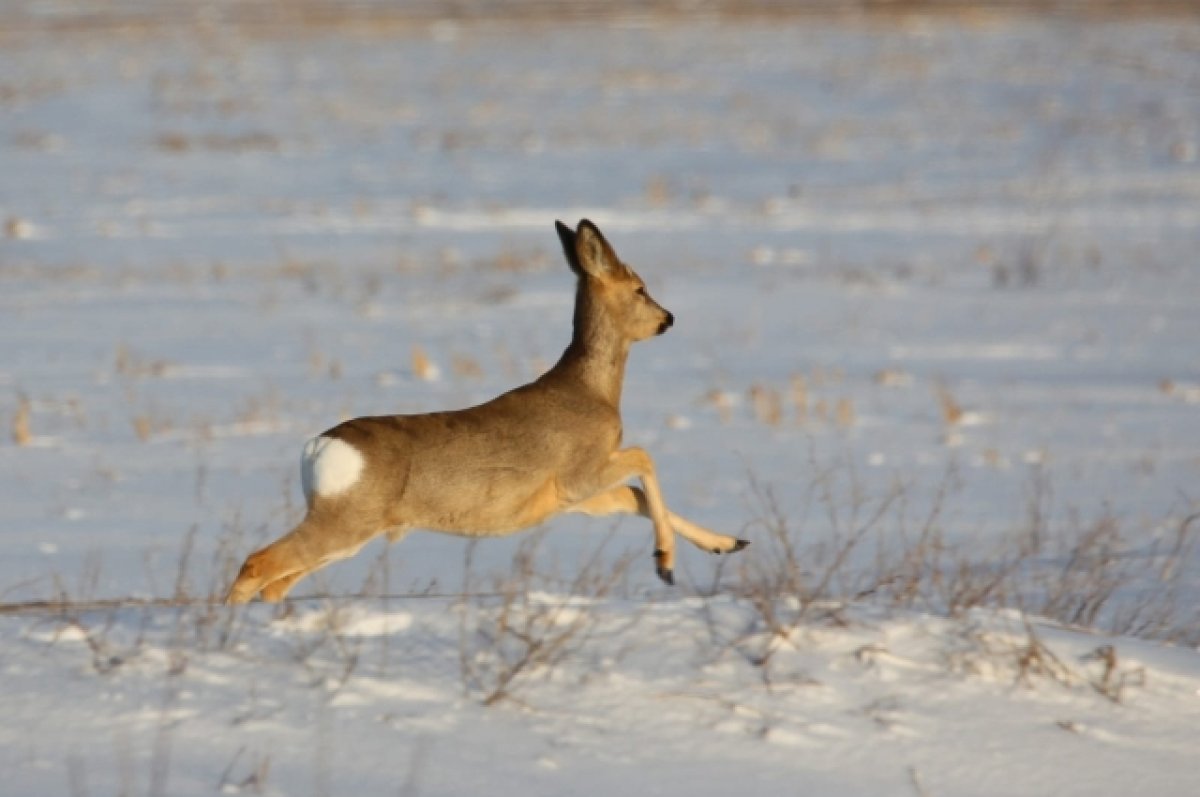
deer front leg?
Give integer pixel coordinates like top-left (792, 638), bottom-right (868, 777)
top-left (577, 447), bottom-right (678, 585)
top-left (568, 485), bottom-right (749, 556)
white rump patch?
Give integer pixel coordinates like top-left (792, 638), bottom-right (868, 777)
top-left (301, 436), bottom-right (365, 499)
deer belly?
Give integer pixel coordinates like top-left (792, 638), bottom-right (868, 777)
top-left (409, 470), bottom-right (563, 536)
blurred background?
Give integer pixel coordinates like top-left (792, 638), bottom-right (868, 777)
top-left (2, 0), bottom-right (1198, 601)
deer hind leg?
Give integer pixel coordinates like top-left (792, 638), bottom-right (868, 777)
top-left (259, 533), bottom-right (379, 602)
top-left (259, 569), bottom-right (310, 603)
top-left (226, 517), bottom-right (374, 605)
top-left (258, 525), bottom-right (412, 600)
top-left (568, 485), bottom-right (749, 555)
top-left (226, 531), bottom-right (308, 605)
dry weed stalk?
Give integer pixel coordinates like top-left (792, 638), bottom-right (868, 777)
top-left (644, 175), bottom-right (672, 207)
top-left (451, 353), bottom-right (484, 380)
top-left (284, 600), bottom-right (365, 692)
top-left (721, 459), bottom-right (1197, 695)
top-left (12, 393), bottom-right (32, 446)
top-left (935, 379), bottom-right (964, 426)
top-left (458, 532), bottom-right (636, 707)
top-left (704, 389), bottom-right (734, 424)
top-left (1011, 620), bottom-right (1078, 690)
top-left (5, 216), bottom-right (32, 239)
top-left (948, 619), bottom-right (1146, 704)
top-left (749, 384), bottom-right (782, 426)
top-left (410, 345), bottom-right (439, 381)
top-left (726, 460), bottom-right (901, 679)
top-left (115, 343), bottom-right (171, 379)
top-left (1082, 644), bottom-right (1145, 703)
top-left (790, 374), bottom-right (808, 424)
top-left (217, 747), bottom-right (271, 795)
top-left (835, 397), bottom-right (855, 428)
top-left (874, 368), bottom-right (912, 388)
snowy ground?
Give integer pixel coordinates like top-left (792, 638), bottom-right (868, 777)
top-left (6, 597), bottom-right (1200, 796)
top-left (2, 5), bottom-right (1199, 796)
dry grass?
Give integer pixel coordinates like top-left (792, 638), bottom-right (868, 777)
top-left (748, 383), bottom-right (783, 427)
top-left (694, 458), bottom-right (1197, 704)
top-left (155, 131), bottom-right (280, 154)
top-left (730, 460), bottom-right (1200, 654)
top-left (6, 1), bottom-right (1192, 40)
top-left (457, 531), bottom-right (638, 707)
top-left (934, 379), bottom-right (964, 427)
top-left (718, 459), bottom-right (902, 682)
top-left (410, 344), bottom-right (439, 382)
top-left (11, 393), bottom-right (32, 446)
top-left (790, 374), bottom-right (808, 423)
top-left (217, 747), bottom-right (271, 795)
top-left (944, 619), bottom-right (1147, 703)
top-left (722, 371), bottom-right (860, 430)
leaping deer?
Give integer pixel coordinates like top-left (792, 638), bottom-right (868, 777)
top-left (226, 219), bottom-right (748, 604)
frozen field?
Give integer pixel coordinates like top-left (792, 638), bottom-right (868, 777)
top-left (2, 6), bottom-right (1199, 796)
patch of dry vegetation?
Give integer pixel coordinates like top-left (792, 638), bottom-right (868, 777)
top-left (457, 531), bottom-right (639, 707)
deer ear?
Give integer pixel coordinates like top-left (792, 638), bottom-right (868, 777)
top-left (574, 219), bottom-right (620, 279)
top-left (555, 220), bottom-right (582, 276)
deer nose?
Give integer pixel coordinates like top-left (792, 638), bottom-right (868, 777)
top-left (658, 312), bottom-right (675, 335)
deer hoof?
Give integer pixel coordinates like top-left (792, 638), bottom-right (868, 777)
top-left (732, 539), bottom-right (750, 553)
top-left (653, 550), bottom-right (675, 586)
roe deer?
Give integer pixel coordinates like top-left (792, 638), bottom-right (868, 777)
top-left (226, 219), bottom-right (747, 604)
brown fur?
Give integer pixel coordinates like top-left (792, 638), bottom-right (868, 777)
top-left (226, 219), bottom-right (747, 604)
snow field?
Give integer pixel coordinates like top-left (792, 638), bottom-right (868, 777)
top-left (2, 6), bottom-right (1199, 796)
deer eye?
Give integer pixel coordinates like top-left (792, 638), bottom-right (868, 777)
top-left (635, 286), bottom-right (647, 298)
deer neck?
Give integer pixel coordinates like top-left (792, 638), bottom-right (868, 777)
top-left (549, 286), bottom-right (630, 408)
